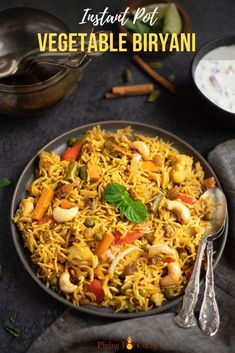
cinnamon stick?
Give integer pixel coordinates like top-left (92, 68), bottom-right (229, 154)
top-left (132, 55), bottom-right (176, 94)
top-left (112, 83), bottom-right (154, 96)
top-left (105, 92), bottom-right (121, 99)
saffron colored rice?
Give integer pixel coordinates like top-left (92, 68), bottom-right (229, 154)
top-left (14, 126), bottom-right (215, 312)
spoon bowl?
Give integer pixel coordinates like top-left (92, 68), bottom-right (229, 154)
top-left (174, 187), bottom-right (227, 329)
top-left (202, 187), bottom-right (227, 238)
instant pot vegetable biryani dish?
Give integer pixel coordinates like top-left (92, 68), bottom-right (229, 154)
top-left (13, 126), bottom-right (216, 312)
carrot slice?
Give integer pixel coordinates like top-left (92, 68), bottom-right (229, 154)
top-left (203, 177), bottom-right (216, 189)
top-left (94, 267), bottom-right (104, 278)
top-left (96, 232), bottom-right (114, 256)
top-left (142, 161), bottom-right (159, 172)
top-left (32, 188), bottom-right (54, 221)
top-left (60, 199), bottom-right (75, 209)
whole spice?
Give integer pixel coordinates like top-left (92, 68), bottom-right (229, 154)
top-left (147, 89), bottom-right (160, 102)
top-left (111, 83), bottom-right (154, 97)
top-left (133, 55), bottom-right (176, 94)
top-left (149, 61), bottom-right (162, 69)
top-left (123, 261), bottom-right (137, 276)
top-left (168, 73), bottom-right (176, 82)
top-left (123, 68), bottom-right (132, 82)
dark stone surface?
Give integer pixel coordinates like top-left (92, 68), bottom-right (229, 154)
top-left (0, 0), bottom-right (235, 352)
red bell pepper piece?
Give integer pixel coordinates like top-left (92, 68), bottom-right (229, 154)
top-left (164, 257), bottom-right (174, 263)
top-left (167, 188), bottom-right (194, 204)
top-left (87, 279), bottom-right (104, 304)
top-left (37, 215), bottom-right (54, 224)
top-left (114, 230), bottom-right (143, 245)
top-left (177, 194), bottom-right (195, 204)
top-left (61, 143), bottom-right (82, 161)
top-left (185, 266), bottom-right (193, 281)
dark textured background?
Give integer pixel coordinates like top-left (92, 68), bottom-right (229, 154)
top-left (0, 1), bottom-right (235, 352)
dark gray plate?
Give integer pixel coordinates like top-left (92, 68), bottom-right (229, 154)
top-left (10, 121), bottom-right (228, 318)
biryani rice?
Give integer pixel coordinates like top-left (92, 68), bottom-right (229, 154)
top-left (14, 126), bottom-right (215, 312)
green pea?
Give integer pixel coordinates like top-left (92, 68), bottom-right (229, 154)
top-left (94, 232), bottom-right (103, 240)
top-left (126, 303), bottom-right (136, 312)
top-left (121, 283), bottom-right (132, 294)
top-left (50, 277), bottom-right (58, 287)
top-left (77, 134), bottom-right (87, 144)
top-left (67, 135), bottom-right (87, 147)
top-left (67, 137), bottom-right (79, 147)
top-left (139, 288), bottom-right (146, 297)
top-left (164, 286), bottom-right (176, 299)
top-left (78, 165), bottom-right (88, 182)
top-left (202, 212), bottom-right (213, 221)
top-left (84, 218), bottom-right (95, 228)
top-left (178, 249), bottom-right (188, 260)
top-left (109, 150), bottom-right (119, 158)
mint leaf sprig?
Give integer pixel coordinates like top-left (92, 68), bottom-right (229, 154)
top-left (103, 183), bottom-right (147, 223)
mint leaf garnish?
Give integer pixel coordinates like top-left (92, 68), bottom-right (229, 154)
top-left (103, 183), bottom-right (147, 223)
top-left (103, 183), bottom-right (129, 205)
top-left (125, 200), bottom-right (148, 223)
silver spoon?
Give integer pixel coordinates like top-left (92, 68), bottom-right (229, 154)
top-left (199, 188), bottom-right (227, 336)
top-left (174, 187), bottom-right (227, 329)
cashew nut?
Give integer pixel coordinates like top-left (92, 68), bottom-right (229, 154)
top-left (166, 200), bottom-right (190, 224)
top-left (52, 206), bottom-right (78, 223)
top-left (130, 153), bottom-right (142, 174)
top-left (160, 261), bottom-right (181, 287)
top-left (59, 271), bottom-right (77, 294)
top-left (131, 141), bottom-right (150, 160)
top-left (148, 244), bottom-right (176, 258)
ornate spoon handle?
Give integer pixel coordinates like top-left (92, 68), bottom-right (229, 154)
top-left (199, 241), bottom-right (220, 336)
top-left (174, 238), bottom-right (207, 328)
